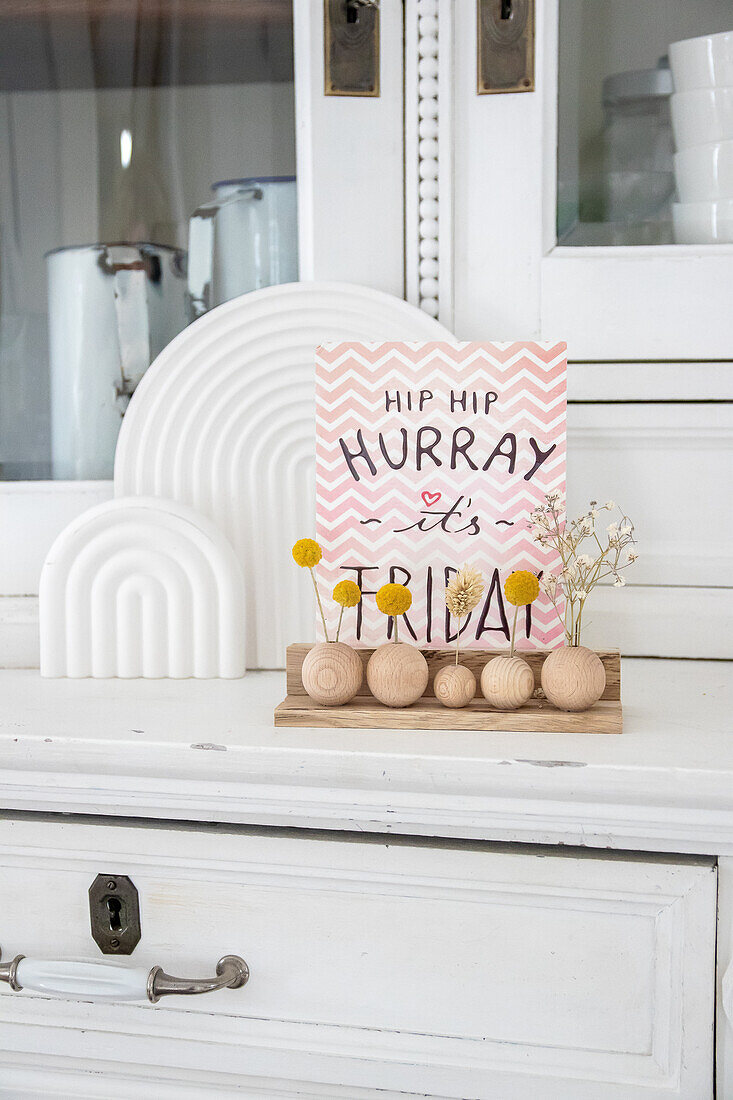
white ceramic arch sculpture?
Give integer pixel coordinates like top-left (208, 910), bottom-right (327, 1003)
top-left (115, 281), bottom-right (452, 667)
top-left (40, 497), bottom-right (246, 678)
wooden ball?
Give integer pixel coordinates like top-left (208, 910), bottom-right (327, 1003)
top-left (366, 643), bottom-right (429, 708)
top-left (301, 642), bottom-right (363, 706)
top-left (481, 655), bottom-right (534, 710)
top-left (541, 646), bottom-right (606, 712)
top-left (434, 663), bottom-right (476, 708)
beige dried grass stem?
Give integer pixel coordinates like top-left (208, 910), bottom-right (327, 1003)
top-left (445, 565), bottom-right (485, 664)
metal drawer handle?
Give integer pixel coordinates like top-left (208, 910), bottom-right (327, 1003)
top-left (0, 948), bottom-right (248, 1004)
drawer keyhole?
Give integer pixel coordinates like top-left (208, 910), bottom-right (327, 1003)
top-left (89, 873), bottom-right (140, 955)
top-left (106, 895), bottom-right (124, 933)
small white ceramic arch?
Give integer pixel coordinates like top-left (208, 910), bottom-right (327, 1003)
top-left (114, 281), bottom-right (452, 667)
top-left (39, 497), bottom-right (246, 678)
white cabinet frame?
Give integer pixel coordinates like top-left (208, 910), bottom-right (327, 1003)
top-left (449, 0), bottom-right (733, 361)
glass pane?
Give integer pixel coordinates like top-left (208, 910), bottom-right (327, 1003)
top-left (558, 0), bottom-right (733, 247)
top-left (0, 0), bottom-right (296, 480)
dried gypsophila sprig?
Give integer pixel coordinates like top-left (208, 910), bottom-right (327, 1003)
top-left (529, 493), bottom-right (638, 647)
top-left (445, 564), bottom-right (485, 665)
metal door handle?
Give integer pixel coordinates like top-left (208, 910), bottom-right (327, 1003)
top-left (0, 948), bottom-right (248, 1004)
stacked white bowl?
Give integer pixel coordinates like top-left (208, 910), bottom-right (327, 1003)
top-left (670, 30), bottom-right (733, 243)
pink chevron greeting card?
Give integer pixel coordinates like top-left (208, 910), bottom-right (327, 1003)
top-left (315, 341), bottom-right (566, 649)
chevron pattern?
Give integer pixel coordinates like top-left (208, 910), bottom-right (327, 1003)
top-left (315, 341), bottom-right (567, 650)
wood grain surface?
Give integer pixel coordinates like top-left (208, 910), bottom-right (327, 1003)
top-left (274, 694), bottom-right (622, 733)
top-left (286, 645), bottom-right (621, 700)
top-left (480, 655), bottom-right (535, 710)
top-left (276, 645), bottom-right (623, 733)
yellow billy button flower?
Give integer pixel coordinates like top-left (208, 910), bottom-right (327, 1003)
top-left (292, 538), bottom-right (322, 569)
top-left (375, 583), bottom-right (412, 644)
top-left (333, 580), bottom-right (362, 608)
top-left (332, 579), bottom-right (362, 642)
top-left (292, 538), bottom-right (328, 640)
top-left (503, 570), bottom-right (540, 658)
top-left (376, 583), bottom-right (412, 616)
top-left (504, 570), bottom-right (540, 607)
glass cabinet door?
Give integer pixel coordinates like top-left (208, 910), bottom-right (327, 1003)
top-left (558, 0), bottom-right (733, 248)
top-left (0, 0), bottom-right (407, 613)
top-left (449, 0), bottom-right (733, 360)
top-left (0, 0), bottom-right (297, 481)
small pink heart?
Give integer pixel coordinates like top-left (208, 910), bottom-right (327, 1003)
top-left (421, 491), bottom-right (441, 508)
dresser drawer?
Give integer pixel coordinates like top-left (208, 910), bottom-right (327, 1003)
top-left (0, 818), bottom-right (716, 1099)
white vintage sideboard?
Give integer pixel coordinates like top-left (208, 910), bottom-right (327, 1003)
top-left (0, 657), bottom-right (731, 1098)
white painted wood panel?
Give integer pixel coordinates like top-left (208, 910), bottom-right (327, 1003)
top-left (0, 482), bottom-right (113, 595)
top-left (0, 819), bottom-right (717, 1098)
top-left (0, 661), bottom-right (730, 855)
top-left (567, 362), bottom-right (733, 403)
top-left (451, 0), bottom-right (548, 342)
top-left (566, 400), bottom-right (733, 656)
top-left (718, 857), bottom-right (733, 1100)
top-left (0, 1058), bottom-right (414, 1099)
top-left (577, 584), bottom-right (733, 661)
top-left (567, 403), bottom-right (733, 589)
top-left (294, 0), bottom-right (405, 296)
top-left (0, 598), bottom-right (38, 669)
top-left (542, 249), bottom-right (733, 362)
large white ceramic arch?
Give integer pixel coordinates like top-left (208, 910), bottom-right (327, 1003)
top-left (40, 497), bottom-right (246, 678)
top-left (114, 281), bottom-right (452, 667)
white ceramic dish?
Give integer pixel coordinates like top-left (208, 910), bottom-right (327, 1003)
top-left (670, 30), bottom-right (733, 92)
top-left (671, 87), bottom-right (733, 150)
top-left (674, 139), bottom-right (733, 201)
top-left (673, 198), bottom-right (733, 243)
top-left (114, 282), bottom-right (452, 668)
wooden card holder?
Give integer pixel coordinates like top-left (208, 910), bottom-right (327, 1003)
top-left (275, 645), bottom-right (622, 734)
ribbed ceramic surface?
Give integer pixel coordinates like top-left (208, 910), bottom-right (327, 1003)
top-left (40, 497), bottom-right (246, 678)
top-left (114, 282), bottom-right (451, 667)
